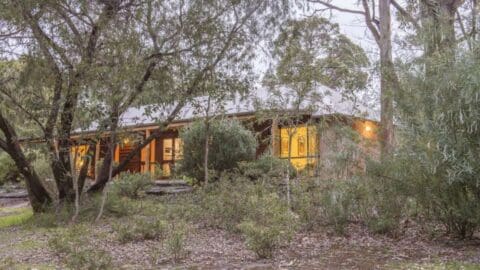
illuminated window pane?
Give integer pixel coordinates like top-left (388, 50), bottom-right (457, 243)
top-left (163, 138), bottom-right (173, 161)
top-left (71, 145), bottom-right (88, 171)
top-left (174, 138), bottom-right (183, 160)
top-left (278, 125), bottom-right (318, 171)
top-left (281, 137), bottom-right (289, 157)
top-left (298, 135), bottom-right (305, 156)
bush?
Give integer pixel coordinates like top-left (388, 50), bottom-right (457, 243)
top-left (178, 120), bottom-right (257, 182)
top-left (115, 217), bottom-right (167, 243)
top-left (0, 152), bottom-right (21, 185)
top-left (112, 172), bottom-right (152, 199)
top-left (319, 183), bottom-right (353, 235)
top-left (395, 49), bottom-right (480, 238)
top-left (177, 176), bottom-right (296, 257)
top-left (238, 192), bottom-right (296, 258)
top-left (238, 155), bottom-right (296, 184)
top-left (28, 192), bottom-right (131, 227)
top-left (238, 221), bottom-right (280, 259)
top-left (292, 178), bottom-right (356, 235)
top-left (165, 221), bottom-right (188, 262)
top-left (48, 225), bottom-right (112, 269)
top-left (360, 160), bottom-right (409, 235)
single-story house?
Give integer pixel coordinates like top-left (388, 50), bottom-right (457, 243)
top-left (70, 87), bottom-right (380, 179)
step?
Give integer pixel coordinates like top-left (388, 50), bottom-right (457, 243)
top-left (153, 180), bottom-right (189, 187)
top-left (146, 185), bottom-right (193, 195)
top-left (0, 191), bottom-right (28, 199)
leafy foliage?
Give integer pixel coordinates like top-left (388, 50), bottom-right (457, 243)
top-left (115, 217), bottom-right (167, 244)
top-left (238, 155), bottom-right (296, 184)
top-left (271, 17), bottom-right (369, 92)
top-left (237, 192), bottom-right (295, 258)
top-left (48, 225), bottom-right (112, 269)
top-left (392, 50), bottom-right (480, 238)
top-left (179, 120), bottom-right (257, 182)
top-left (0, 152), bottom-right (20, 185)
top-left (111, 172), bottom-right (153, 199)
top-left (165, 221), bottom-right (189, 262)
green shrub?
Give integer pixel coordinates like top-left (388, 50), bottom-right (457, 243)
top-left (238, 221), bottom-right (280, 259)
top-left (319, 184), bottom-right (353, 235)
top-left (291, 179), bottom-right (323, 231)
top-left (178, 120), bottom-right (257, 182)
top-left (75, 192), bottom-right (131, 220)
top-left (395, 49), bottom-right (480, 238)
top-left (112, 172), bottom-right (152, 199)
top-left (193, 178), bottom-right (253, 231)
top-left (238, 155), bottom-right (296, 184)
top-left (292, 178), bottom-right (355, 235)
top-left (49, 225), bottom-right (112, 269)
top-left (0, 152), bottom-right (21, 185)
top-left (28, 192), bottom-right (131, 227)
top-left (115, 217), bottom-right (167, 243)
top-left (165, 221), bottom-right (188, 262)
top-left (238, 192), bottom-right (296, 258)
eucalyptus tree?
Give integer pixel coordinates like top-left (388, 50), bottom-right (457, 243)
top-left (0, 0), bottom-right (287, 210)
top-left (89, 0), bottom-right (288, 192)
top-left (309, 0), bottom-right (477, 158)
top-left (308, 0), bottom-right (398, 158)
top-left (262, 17), bottom-right (369, 203)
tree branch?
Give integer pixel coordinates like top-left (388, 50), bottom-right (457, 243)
top-left (52, 3), bottom-right (84, 50)
top-left (95, 1), bottom-right (262, 186)
top-left (0, 88), bottom-right (46, 132)
top-left (391, 0), bottom-right (421, 30)
top-left (21, 7), bottom-right (73, 69)
top-left (362, 0), bottom-right (381, 44)
top-left (308, 0), bottom-right (366, 15)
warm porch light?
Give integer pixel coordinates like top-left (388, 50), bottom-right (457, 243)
top-left (357, 121), bottom-right (377, 140)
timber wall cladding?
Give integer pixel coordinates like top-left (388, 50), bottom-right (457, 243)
top-left (119, 142), bottom-right (142, 173)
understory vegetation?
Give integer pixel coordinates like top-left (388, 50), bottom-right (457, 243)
top-left (0, 157), bottom-right (479, 268)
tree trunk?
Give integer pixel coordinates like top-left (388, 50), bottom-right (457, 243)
top-left (379, 0), bottom-right (396, 158)
top-left (421, 0), bottom-right (463, 118)
top-left (421, 0), bottom-right (463, 72)
top-left (90, 110), bottom-right (119, 192)
top-left (0, 113), bottom-right (52, 212)
top-left (95, 129), bottom-right (116, 222)
top-left (77, 143), bottom-right (95, 193)
top-left (204, 122), bottom-right (210, 185)
top-left (203, 96), bottom-right (212, 185)
top-left (54, 88), bottom-right (81, 202)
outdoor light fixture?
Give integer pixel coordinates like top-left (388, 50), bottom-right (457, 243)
top-left (365, 125), bottom-right (372, 132)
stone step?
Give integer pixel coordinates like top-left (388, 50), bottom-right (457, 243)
top-left (146, 185), bottom-right (193, 195)
top-left (0, 191), bottom-right (28, 199)
top-left (153, 180), bottom-right (189, 187)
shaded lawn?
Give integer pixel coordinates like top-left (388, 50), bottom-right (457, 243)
top-left (0, 206), bottom-right (32, 229)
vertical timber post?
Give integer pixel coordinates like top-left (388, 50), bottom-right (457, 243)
top-left (271, 118), bottom-right (280, 156)
top-left (94, 141), bottom-right (101, 180)
top-left (145, 129), bottom-right (151, 175)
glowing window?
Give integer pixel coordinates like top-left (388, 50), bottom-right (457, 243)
top-left (71, 145), bottom-right (88, 171)
top-left (278, 125), bottom-right (317, 170)
top-left (163, 138), bottom-right (173, 161)
top-left (174, 138), bottom-right (183, 160)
